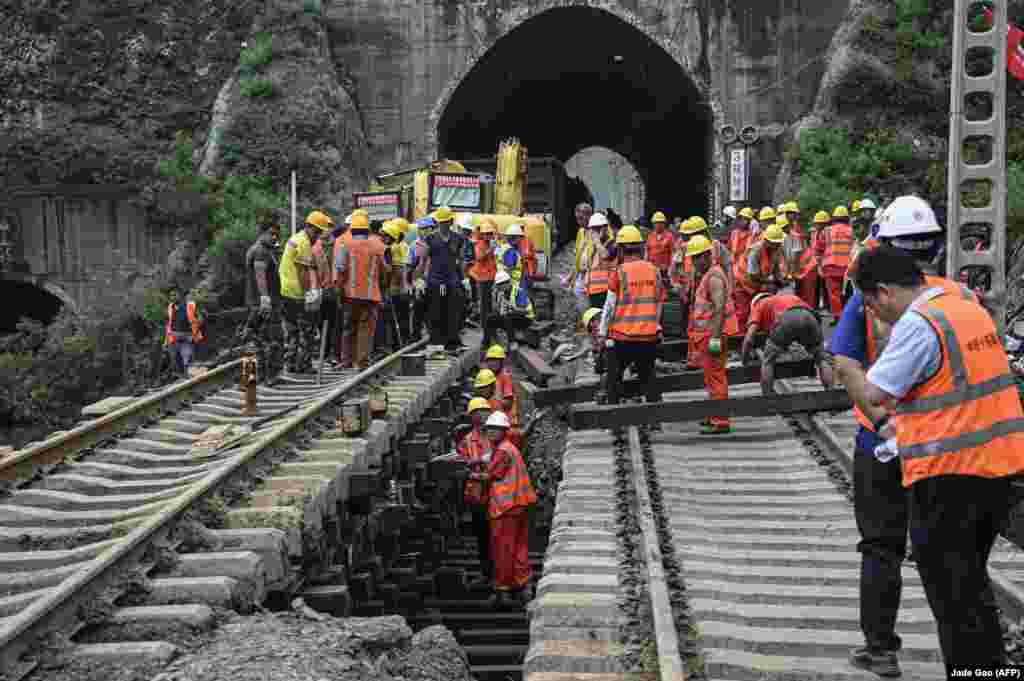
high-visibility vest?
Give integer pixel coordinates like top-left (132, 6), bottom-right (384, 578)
top-left (854, 275), bottom-right (978, 431)
top-left (495, 369), bottom-right (520, 427)
top-left (741, 240), bottom-right (784, 294)
top-left (672, 239), bottom-right (731, 299)
top-left (386, 242), bottom-right (408, 295)
top-left (342, 233), bottom-right (387, 302)
top-left (822, 223), bottom-right (855, 271)
top-left (729, 229), bottom-right (751, 283)
top-left (646, 229), bottom-right (674, 271)
top-left (688, 264), bottom-right (739, 340)
top-left (609, 259), bottom-right (663, 342)
top-left (165, 301), bottom-right (203, 344)
top-left (892, 292), bottom-right (1024, 487)
top-left (311, 238), bottom-right (335, 290)
top-left (518, 238), bottom-right (538, 279)
top-left (784, 226), bottom-right (817, 279)
top-left (487, 439), bottom-right (537, 519)
top-left (750, 293), bottom-right (812, 333)
top-left (471, 238), bottom-right (497, 282)
top-left (586, 248), bottom-right (613, 295)
top-left (457, 428), bottom-right (491, 505)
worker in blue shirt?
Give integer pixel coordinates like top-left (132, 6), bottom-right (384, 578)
top-left (829, 196), bottom-right (978, 678)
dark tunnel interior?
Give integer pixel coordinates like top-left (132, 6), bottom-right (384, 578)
top-left (0, 280), bottom-right (64, 334)
top-left (437, 6), bottom-right (713, 222)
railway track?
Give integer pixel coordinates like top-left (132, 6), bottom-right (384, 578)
top-left (0, 337), bottom-right (483, 679)
top-left (527, 356), bottom-right (1024, 680)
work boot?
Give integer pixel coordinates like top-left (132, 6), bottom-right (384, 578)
top-left (849, 647), bottom-right (901, 677)
top-left (700, 423), bottom-right (732, 435)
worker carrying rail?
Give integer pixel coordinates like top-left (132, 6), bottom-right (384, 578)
top-left (829, 195), bottom-right (982, 677)
top-left (835, 245), bottom-right (1024, 674)
top-left (597, 225), bottom-right (667, 413)
top-left (740, 290), bottom-right (834, 397)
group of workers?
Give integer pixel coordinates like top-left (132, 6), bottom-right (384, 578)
top-left (569, 193), bottom-right (1024, 674)
top-left (233, 204), bottom-right (541, 374)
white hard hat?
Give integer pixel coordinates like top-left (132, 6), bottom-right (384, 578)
top-left (484, 411), bottom-right (511, 429)
top-left (494, 270), bottom-right (511, 286)
top-left (723, 206), bottom-right (737, 219)
top-left (876, 196), bottom-right (941, 238)
top-left (458, 214), bottom-right (474, 231)
top-left (859, 198), bottom-right (877, 211)
top-left (505, 224), bottom-right (525, 237)
top-left (588, 213), bottom-right (609, 228)
top-left (345, 214), bottom-right (352, 226)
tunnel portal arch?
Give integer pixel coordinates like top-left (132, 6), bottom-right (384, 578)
top-left (0, 275), bottom-right (75, 334)
top-left (431, 3), bottom-right (722, 221)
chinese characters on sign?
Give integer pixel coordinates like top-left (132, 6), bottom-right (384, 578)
top-left (355, 193), bottom-right (401, 222)
top-left (729, 148), bottom-right (748, 203)
top-left (432, 174), bottom-right (482, 210)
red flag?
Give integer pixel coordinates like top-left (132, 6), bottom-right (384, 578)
top-left (983, 7), bottom-right (1024, 80)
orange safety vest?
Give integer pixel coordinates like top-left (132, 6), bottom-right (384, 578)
top-left (311, 239), bottom-right (335, 290)
top-left (853, 275), bottom-right (978, 431)
top-left (495, 369), bottom-right (520, 427)
top-left (892, 292), bottom-right (1024, 487)
top-left (609, 259), bottom-right (663, 342)
top-left (165, 302), bottom-right (204, 344)
top-left (822, 222), bottom-right (854, 271)
top-left (729, 229), bottom-right (751, 283)
top-left (672, 239), bottom-right (730, 298)
top-left (457, 428), bottom-right (491, 505)
top-left (741, 240), bottom-right (783, 294)
top-left (688, 264), bottom-right (740, 340)
top-left (785, 226), bottom-right (818, 279)
top-left (646, 229), bottom-right (674, 271)
top-left (518, 238), bottom-right (538, 279)
top-left (487, 439), bottom-right (537, 519)
top-left (471, 238), bottom-right (497, 282)
top-left (342, 232), bottom-right (387, 302)
top-left (586, 247), bottom-right (614, 295)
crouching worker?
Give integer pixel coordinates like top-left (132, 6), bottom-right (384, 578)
top-left (484, 344), bottom-right (521, 430)
top-left (457, 397), bottom-right (494, 588)
top-left (474, 368), bottom-right (522, 450)
top-left (741, 290), bottom-right (835, 397)
top-left (470, 411), bottom-right (537, 608)
top-left (581, 307), bottom-right (605, 374)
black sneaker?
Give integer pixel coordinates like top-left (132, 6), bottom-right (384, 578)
top-left (850, 647), bottom-right (901, 677)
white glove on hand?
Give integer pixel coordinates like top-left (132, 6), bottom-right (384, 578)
top-left (305, 288), bottom-right (322, 311)
top-left (414, 279), bottom-right (427, 296)
top-left (463, 278), bottom-right (471, 294)
top-left (259, 295), bottom-right (271, 312)
top-left (873, 437), bottom-right (899, 463)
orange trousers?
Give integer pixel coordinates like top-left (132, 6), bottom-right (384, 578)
top-left (341, 300), bottom-right (380, 369)
top-left (796, 272), bottom-right (819, 310)
top-left (824, 275), bottom-right (844, 318)
top-left (491, 508), bottom-right (531, 591)
top-left (691, 336), bottom-right (730, 427)
top-left (733, 288), bottom-right (753, 332)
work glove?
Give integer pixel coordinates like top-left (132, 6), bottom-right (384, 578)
top-left (259, 295), bottom-right (271, 313)
top-left (873, 437), bottom-right (899, 463)
top-left (414, 279), bottom-right (427, 296)
top-left (463, 278), bottom-right (471, 295)
top-left (604, 338), bottom-right (615, 349)
top-left (709, 337), bottom-right (723, 356)
top-left (304, 288), bottom-right (322, 312)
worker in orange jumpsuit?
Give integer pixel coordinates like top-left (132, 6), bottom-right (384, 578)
top-left (473, 410), bottom-right (537, 608)
top-left (457, 397), bottom-right (494, 588)
top-left (516, 227), bottom-right (538, 281)
top-left (817, 205), bottom-right (855, 321)
top-left (739, 220), bottom-right (787, 330)
top-left (645, 210), bottom-right (674, 280)
top-left (809, 211), bottom-right (831, 310)
top-left (165, 288), bottom-right (204, 377)
top-left (780, 202), bottom-right (819, 310)
top-left (336, 212), bottom-right (390, 368)
top-left (728, 207), bottom-right (755, 329)
top-left (474, 367), bottom-right (522, 450)
top-left (472, 219), bottom-right (499, 347)
top-left (670, 217), bottom-right (732, 368)
top-left (688, 235), bottom-right (739, 434)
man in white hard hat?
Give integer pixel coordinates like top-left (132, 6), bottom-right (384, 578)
top-left (714, 205), bottom-right (737, 242)
top-left (829, 195), bottom-right (979, 677)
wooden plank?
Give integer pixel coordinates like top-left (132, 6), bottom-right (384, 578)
top-left (568, 389), bottom-right (852, 430)
top-left (533, 359), bottom-right (817, 407)
top-left (514, 346), bottom-right (558, 387)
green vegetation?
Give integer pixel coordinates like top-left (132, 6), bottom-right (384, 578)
top-left (240, 78), bottom-right (275, 98)
top-left (239, 32), bottom-right (273, 69)
top-left (892, 0), bottom-right (946, 79)
top-left (795, 127), bottom-right (909, 218)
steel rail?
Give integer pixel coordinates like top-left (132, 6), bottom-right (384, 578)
top-left (0, 339), bottom-right (427, 672)
top-left (625, 426), bottom-right (687, 681)
top-left (0, 360), bottom-right (244, 483)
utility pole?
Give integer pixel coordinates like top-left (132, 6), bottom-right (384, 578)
top-left (946, 0), bottom-right (1008, 331)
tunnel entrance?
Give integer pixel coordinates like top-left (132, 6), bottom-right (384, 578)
top-left (436, 5), bottom-right (713, 222)
top-left (0, 278), bottom-right (65, 334)
top-left (566, 147), bottom-right (646, 223)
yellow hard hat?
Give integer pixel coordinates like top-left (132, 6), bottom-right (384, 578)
top-left (814, 210), bottom-right (831, 224)
top-left (758, 207), bottom-right (777, 222)
top-left (392, 218), bottom-right (410, 234)
top-left (474, 369), bottom-right (497, 388)
top-left (352, 209), bottom-right (369, 220)
top-left (305, 210), bottom-right (333, 231)
top-left (351, 212), bottom-right (370, 229)
top-left (777, 204), bottom-right (786, 215)
top-left (479, 218), bottom-right (497, 234)
top-left (651, 211), bottom-right (667, 223)
top-left (467, 397), bottom-right (491, 414)
top-left (382, 222), bottom-right (402, 241)
top-left (683, 216), bottom-right (708, 234)
top-left (763, 224), bottom-right (786, 243)
top-left (832, 206), bottom-right (850, 219)
top-left (752, 292), bottom-right (773, 309)
top-left (433, 206), bottom-right (454, 223)
top-left (782, 201), bottom-right (800, 214)
top-left (581, 307), bottom-right (602, 328)
top-left (616, 225), bottom-right (644, 245)
top-left (775, 215), bottom-right (790, 230)
top-left (485, 344), bottom-right (507, 360)
top-left (739, 207), bottom-right (755, 220)
top-left (852, 200), bottom-right (862, 212)
top-left (686, 234), bottom-right (713, 258)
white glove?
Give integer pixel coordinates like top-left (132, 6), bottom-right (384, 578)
top-left (304, 288), bottom-right (322, 311)
top-left (414, 279), bottom-right (427, 295)
top-left (873, 437), bottom-right (899, 463)
top-left (463, 278), bottom-right (471, 294)
top-left (259, 295), bottom-right (271, 312)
